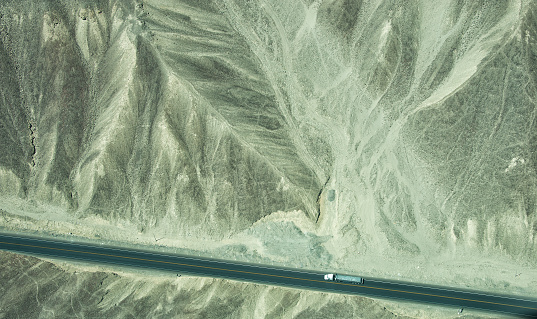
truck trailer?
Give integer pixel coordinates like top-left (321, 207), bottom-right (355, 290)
top-left (324, 273), bottom-right (364, 284)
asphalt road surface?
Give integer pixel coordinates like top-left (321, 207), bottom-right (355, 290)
top-left (1, 233), bottom-right (536, 318)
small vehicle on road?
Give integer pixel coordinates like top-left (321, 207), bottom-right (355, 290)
top-left (324, 273), bottom-right (365, 284)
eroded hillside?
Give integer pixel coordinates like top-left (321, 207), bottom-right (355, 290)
top-left (0, 251), bottom-right (419, 319)
top-left (1, 0), bottom-right (537, 317)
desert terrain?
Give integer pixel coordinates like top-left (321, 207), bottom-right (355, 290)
top-left (1, 0), bottom-right (537, 317)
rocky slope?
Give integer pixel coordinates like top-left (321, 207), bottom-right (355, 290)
top-left (1, 0), bottom-right (537, 317)
top-left (0, 251), bottom-right (419, 319)
top-left (0, 0), bottom-right (323, 238)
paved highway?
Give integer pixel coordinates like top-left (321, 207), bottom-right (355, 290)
top-left (1, 233), bottom-right (536, 318)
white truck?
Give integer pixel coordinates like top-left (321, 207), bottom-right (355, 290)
top-left (324, 273), bottom-right (365, 284)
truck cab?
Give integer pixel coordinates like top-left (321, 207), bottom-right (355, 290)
top-left (324, 274), bottom-right (335, 281)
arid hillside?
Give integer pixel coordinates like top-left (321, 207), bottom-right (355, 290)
top-left (1, 0), bottom-right (537, 317)
top-left (1, 251), bottom-right (423, 319)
